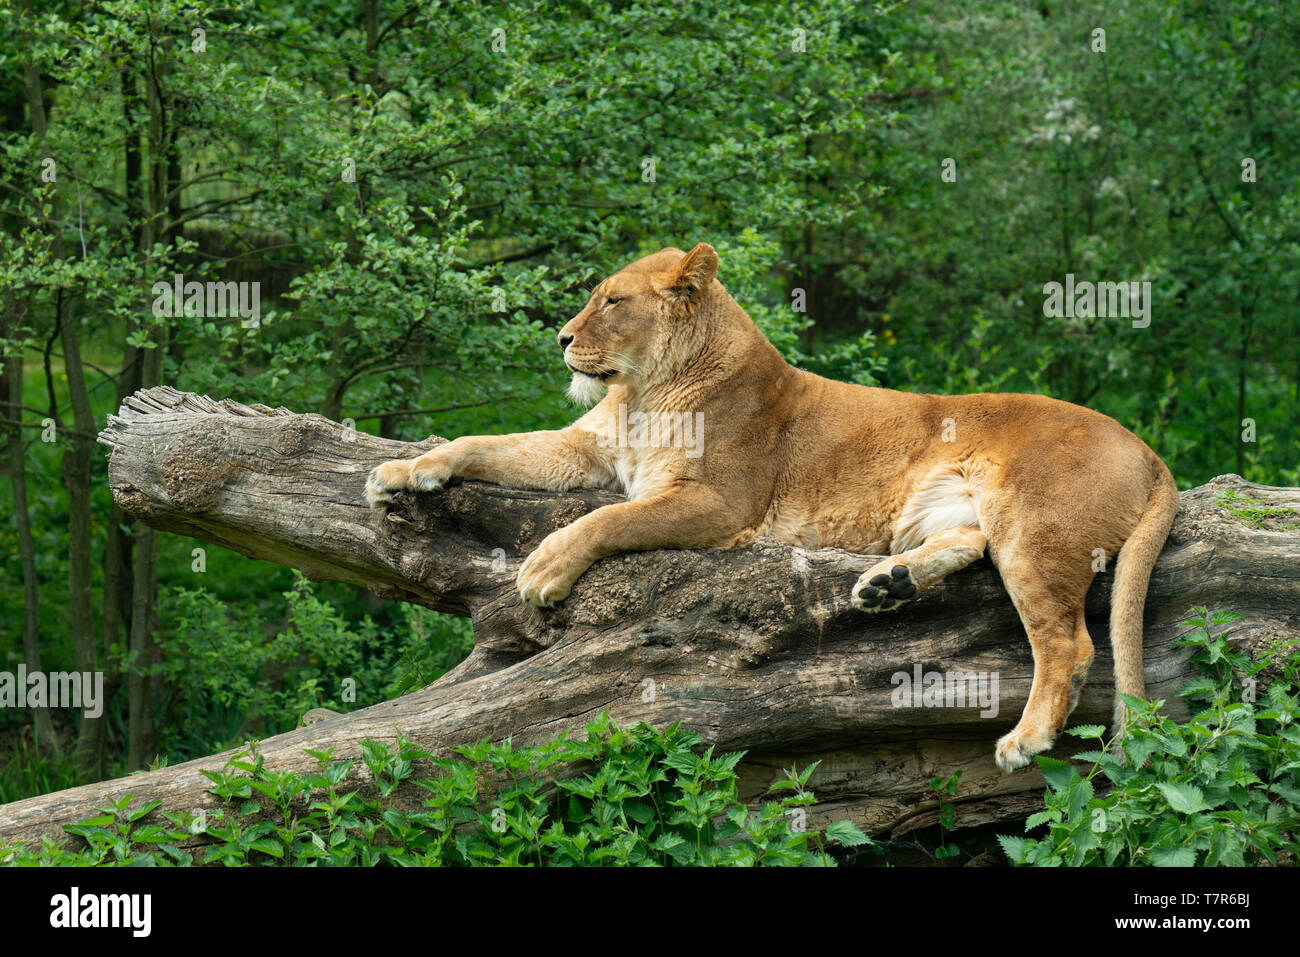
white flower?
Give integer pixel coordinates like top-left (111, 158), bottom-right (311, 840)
top-left (1096, 176), bottom-right (1125, 199)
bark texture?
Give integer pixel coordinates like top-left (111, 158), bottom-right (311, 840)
top-left (1, 385), bottom-right (1297, 852)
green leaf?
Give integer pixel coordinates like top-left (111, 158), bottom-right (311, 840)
top-left (1035, 756), bottom-right (1077, 792)
top-left (125, 800), bottom-right (162, 823)
top-left (625, 801), bottom-right (654, 825)
top-left (1122, 731), bottom-right (1158, 768)
top-left (997, 834), bottom-right (1029, 864)
top-left (1175, 676), bottom-right (1218, 697)
top-left (247, 838), bottom-right (285, 859)
top-left (72, 814), bottom-right (115, 827)
top-left (1151, 845), bottom-right (1197, 867)
top-left (1117, 693), bottom-right (1150, 715)
top-left (1025, 809), bottom-right (1059, 831)
top-left (1066, 725), bottom-right (1106, 739)
top-left (824, 819), bottom-right (873, 847)
top-left (1156, 782), bottom-right (1209, 814)
top-left (651, 832), bottom-right (687, 852)
top-left (1065, 776), bottom-right (1095, 821)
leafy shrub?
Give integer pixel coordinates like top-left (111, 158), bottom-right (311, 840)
top-left (152, 574), bottom-right (472, 760)
top-left (2, 714), bottom-right (871, 867)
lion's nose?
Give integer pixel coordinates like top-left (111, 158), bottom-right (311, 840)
top-left (558, 333), bottom-right (573, 352)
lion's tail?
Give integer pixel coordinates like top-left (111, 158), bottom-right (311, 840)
top-left (1109, 461), bottom-right (1180, 735)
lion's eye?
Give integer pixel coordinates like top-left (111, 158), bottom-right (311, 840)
top-left (604, 296), bottom-right (622, 307)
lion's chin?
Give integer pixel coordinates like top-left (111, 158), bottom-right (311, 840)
top-left (567, 371), bottom-right (607, 407)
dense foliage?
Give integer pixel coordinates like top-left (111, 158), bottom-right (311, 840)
top-left (1, 714), bottom-right (872, 866)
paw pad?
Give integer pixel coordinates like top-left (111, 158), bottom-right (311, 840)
top-left (852, 564), bottom-right (918, 612)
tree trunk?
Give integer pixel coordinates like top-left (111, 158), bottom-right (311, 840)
top-left (22, 0), bottom-right (110, 780)
top-left (57, 293), bottom-right (108, 781)
top-left (0, 385), bottom-right (1296, 852)
top-left (1, 305), bottom-right (59, 756)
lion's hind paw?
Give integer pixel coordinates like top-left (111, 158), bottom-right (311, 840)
top-left (851, 563), bottom-right (917, 613)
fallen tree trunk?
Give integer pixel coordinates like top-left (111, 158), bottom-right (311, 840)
top-left (1, 385), bottom-right (1297, 853)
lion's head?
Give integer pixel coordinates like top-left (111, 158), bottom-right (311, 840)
top-left (557, 243), bottom-right (721, 405)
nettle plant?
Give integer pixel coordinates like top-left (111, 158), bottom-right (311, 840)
top-left (2, 715), bottom-right (871, 867)
top-left (1000, 607), bottom-right (1300, 866)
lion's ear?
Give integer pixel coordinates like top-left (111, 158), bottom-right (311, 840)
top-left (654, 242), bottom-right (719, 303)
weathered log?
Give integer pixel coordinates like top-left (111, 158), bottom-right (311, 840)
top-left (1, 385), bottom-right (1296, 853)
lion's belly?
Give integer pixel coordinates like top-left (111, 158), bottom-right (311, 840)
top-left (756, 497), bottom-right (892, 554)
top-left (758, 461), bottom-right (985, 556)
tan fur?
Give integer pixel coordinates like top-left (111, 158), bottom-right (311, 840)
top-left (366, 243), bottom-right (1180, 772)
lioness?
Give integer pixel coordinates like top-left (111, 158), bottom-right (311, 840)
top-left (366, 243), bottom-right (1179, 772)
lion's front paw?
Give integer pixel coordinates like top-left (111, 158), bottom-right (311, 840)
top-left (994, 724), bottom-right (1054, 773)
top-left (516, 532), bottom-right (592, 608)
top-left (365, 449), bottom-right (454, 506)
top-left (365, 459), bottom-right (413, 506)
top-left (851, 563), bottom-right (917, 613)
